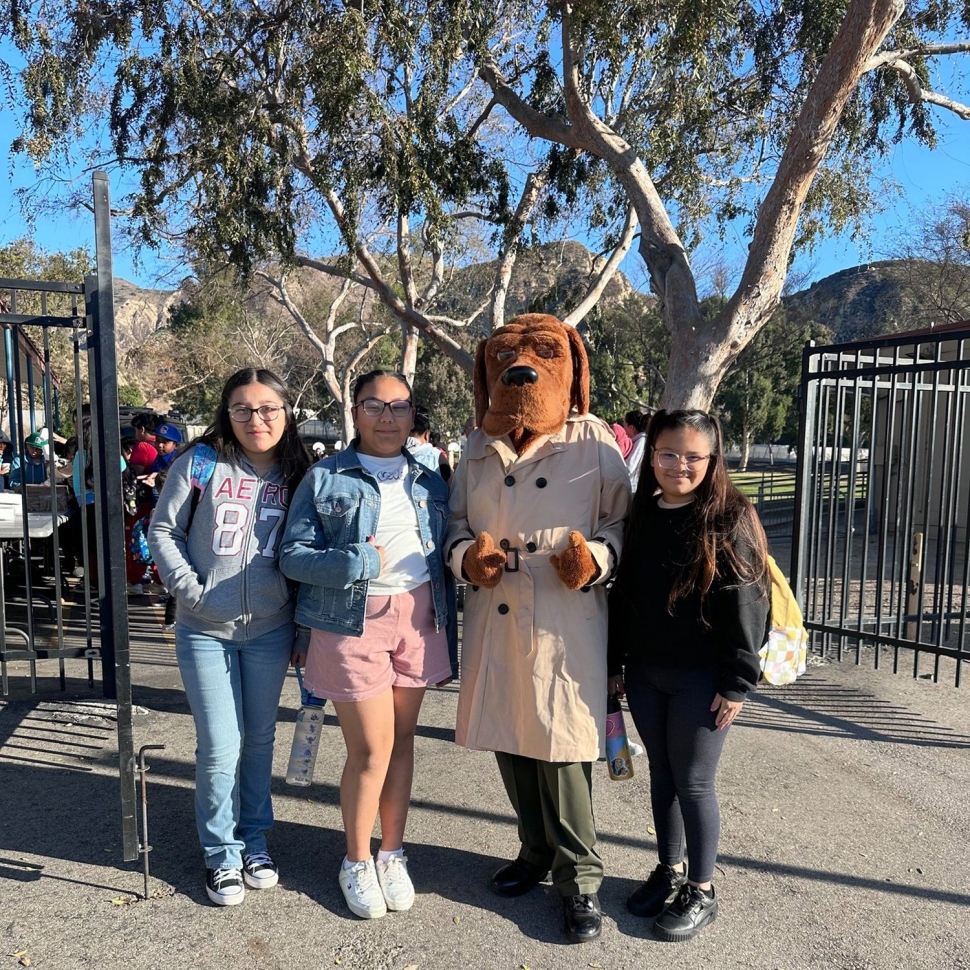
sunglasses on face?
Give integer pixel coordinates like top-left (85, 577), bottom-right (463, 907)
top-left (355, 399), bottom-right (413, 418)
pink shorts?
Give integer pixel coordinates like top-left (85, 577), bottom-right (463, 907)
top-left (303, 582), bottom-right (452, 703)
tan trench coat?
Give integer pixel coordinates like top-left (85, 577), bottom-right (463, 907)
top-left (447, 414), bottom-right (632, 762)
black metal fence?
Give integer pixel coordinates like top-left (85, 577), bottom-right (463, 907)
top-left (792, 325), bottom-right (970, 686)
top-left (0, 173), bottom-right (137, 857)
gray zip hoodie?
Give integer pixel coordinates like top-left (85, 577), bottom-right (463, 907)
top-left (148, 447), bottom-right (296, 641)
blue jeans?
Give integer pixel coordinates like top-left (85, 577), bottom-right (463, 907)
top-left (176, 623), bottom-right (293, 870)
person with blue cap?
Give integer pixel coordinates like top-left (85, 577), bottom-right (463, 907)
top-left (151, 422), bottom-right (183, 474)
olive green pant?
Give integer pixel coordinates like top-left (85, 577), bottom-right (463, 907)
top-left (495, 752), bottom-right (603, 896)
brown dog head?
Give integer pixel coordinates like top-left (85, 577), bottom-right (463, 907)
top-left (473, 313), bottom-right (590, 441)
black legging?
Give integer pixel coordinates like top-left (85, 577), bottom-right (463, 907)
top-left (624, 664), bottom-right (730, 884)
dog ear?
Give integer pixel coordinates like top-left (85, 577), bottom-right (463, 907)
top-left (564, 325), bottom-right (590, 414)
top-left (473, 338), bottom-right (489, 428)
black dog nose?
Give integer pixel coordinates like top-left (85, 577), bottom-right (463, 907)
top-left (501, 366), bottom-right (539, 387)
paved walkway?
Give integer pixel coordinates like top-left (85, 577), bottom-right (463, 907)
top-left (1, 623), bottom-right (969, 970)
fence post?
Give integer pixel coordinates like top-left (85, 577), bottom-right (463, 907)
top-left (906, 532), bottom-right (924, 642)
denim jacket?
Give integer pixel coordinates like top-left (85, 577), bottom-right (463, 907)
top-left (279, 444), bottom-right (458, 676)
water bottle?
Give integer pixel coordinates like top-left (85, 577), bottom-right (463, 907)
top-left (605, 693), bottom-right (634, 781)
top-left (285, 667), bottom-right (327, 787)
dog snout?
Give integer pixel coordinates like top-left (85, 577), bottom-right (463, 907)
top-left (501, 366), bottom-right (539, 387)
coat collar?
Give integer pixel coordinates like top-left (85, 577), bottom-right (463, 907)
top-left (465, 416), bottom-right (584, 471)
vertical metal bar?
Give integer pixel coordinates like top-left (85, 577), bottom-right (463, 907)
top-left (90, 172), bottom-right (138, 864)
top-left (915, 341), bottom-right (942, 676)
top-left (41, 326), bottom-right (67, 690)
top-left (73, 327), bottom-right (94, 658)
top-left (791, 342), bottom-right (817, 633)
top-left (5, 328), bottom-right (19, 463)
top-left (824, 361), bottom-right (846, 661)
top-left (896, 347), bottom-right (922, 673)
top-left (876, 346), bottom-right (902, 671)
top-left (858, 350), bottom-right (880, 661)
top-left (11, 330), bottom-right (37, 692)
top-left (840, 357), bottom-right (862, 663)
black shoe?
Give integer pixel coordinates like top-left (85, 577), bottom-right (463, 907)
top-left (627, 862), bottom-right (688, 918)
top-left (490, 857), bottom-right (549, 897)
top-left (562, 892), bottom-right (602, 943)
top-left (653, 883), bottom-right (718, 942)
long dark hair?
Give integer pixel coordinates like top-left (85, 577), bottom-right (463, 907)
top-left (196, 368), bottom-right (310, 494)
top-left (620, 408), bottom-right (769, 612)
top-left (350, 370), bottom-right (413, 445)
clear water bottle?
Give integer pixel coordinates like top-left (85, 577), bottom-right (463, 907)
top-left (605, 693), bottom-right (634, 781)
top-left (285, 667), bottom-right (327, 787)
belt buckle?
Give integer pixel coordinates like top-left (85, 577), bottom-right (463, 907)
top-left (504, 547), bottom-right (520, 572)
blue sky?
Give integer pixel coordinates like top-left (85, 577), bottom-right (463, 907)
top-left (2, 48), bottom-right (969, 296)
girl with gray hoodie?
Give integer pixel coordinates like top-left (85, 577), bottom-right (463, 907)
top-left (149, 368), bottom-right (310, 906)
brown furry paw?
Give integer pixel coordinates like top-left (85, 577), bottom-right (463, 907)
top-left (462, 532), bottom-right (507, 589)
top-left (550, 531), bottom-right (599, 590)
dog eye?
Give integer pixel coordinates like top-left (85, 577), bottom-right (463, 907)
top-left (496, 349), bottom-right (515, 361)
top-left (536, 347), bottom-right (556, 358)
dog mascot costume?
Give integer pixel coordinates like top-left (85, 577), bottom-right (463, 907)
top-left (446, 313), bottom-right (632, 942)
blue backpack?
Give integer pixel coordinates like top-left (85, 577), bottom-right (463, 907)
top-left (186, 443), bottom-right (218, 532)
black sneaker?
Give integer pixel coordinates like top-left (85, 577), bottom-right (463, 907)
top-left (163, 596), bottom-right (177, 630)
top-left (562, 892), bottom-right (602, 943)
top-left (242, 851), bottom-right (279, 890)
top-left (627, 862), bottom-right (688, 918)
top-left (206, 867), bottom-right (245, 906)
top-left (653, 883), bottom-right (718, 942)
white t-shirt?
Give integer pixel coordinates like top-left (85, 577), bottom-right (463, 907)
top-left (358, 453), bottom-right (430, 595)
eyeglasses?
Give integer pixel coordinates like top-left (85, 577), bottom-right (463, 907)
top-left (654, 450), bottom-right (712, 469)
top-left (355, 398), bottom-right (413, 418)
top-left (228, 405), bottom-right (283, 423)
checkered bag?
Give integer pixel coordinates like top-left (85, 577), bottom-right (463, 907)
top-left (759, 557), bottom-right (808, 686)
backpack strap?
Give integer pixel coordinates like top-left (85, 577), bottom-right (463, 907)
top-left (185, 444), bottom-right (217, 535)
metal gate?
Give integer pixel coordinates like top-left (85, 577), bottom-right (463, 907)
top-left (0, 173), bottom-right (138, 857)
top-left (792, 323), bottom-right (970, 686)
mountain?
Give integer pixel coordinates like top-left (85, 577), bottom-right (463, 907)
top-left (108, 253), bottom-right (970, 406)
top-left (783, 259), bottom-right (970, 342)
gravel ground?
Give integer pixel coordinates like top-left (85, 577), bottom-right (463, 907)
top-left (1, 641), bottom-right (969, 970)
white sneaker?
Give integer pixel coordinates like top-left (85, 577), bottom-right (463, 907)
top-left (339, 857), bottom-right (387, 919)
top-left (629, 740), bottom-right (645, 757)
top-left (242, 851), bottom-right (279, 889)
top-left (377, 853), bottom-right (415, 911)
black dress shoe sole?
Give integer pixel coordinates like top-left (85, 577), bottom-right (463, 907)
top-left (653, 906), bottom-right (717, 942)
top-left (564, 923), bottom-right (602, 944)
top-left (490, 871), bottom-right (549, 897)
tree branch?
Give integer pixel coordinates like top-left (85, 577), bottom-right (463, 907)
top-left (563, 205), bottom-right (639, 327)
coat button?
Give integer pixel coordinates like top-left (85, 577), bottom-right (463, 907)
top-left (434, 582), bottom-right (440, 589)
top-left (536, 478), bottom-right (547, 488)
top-left (498, 604), bottom-right (509, 614)
top-left (426, 540), bottom-right (435, 549)
top-left (472, 585), bottom-right (480, 592)
top-left (419, 499), bottom-right (427, 507)
top-left (526, 541), bottom-right (537, 552)
top-left (504, 475), bottom-right (515, 486)
top-left (499, 538), bottom-right (510, 550)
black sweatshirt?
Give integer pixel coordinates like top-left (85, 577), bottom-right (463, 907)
top-left (607, 498), bottom-right (769, 702)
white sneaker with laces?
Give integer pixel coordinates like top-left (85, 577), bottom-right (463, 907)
top-left (242, 851), bottom-right (279, 889)
top-left (339, 857), bottom-right (387, 919)
top-left (377, 853), bottom-right (415, 911)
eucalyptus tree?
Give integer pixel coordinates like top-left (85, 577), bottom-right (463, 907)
top-left (472, 0), bottom-right (970, 406)
top-left (4, 0), bottom-right (633, 383)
